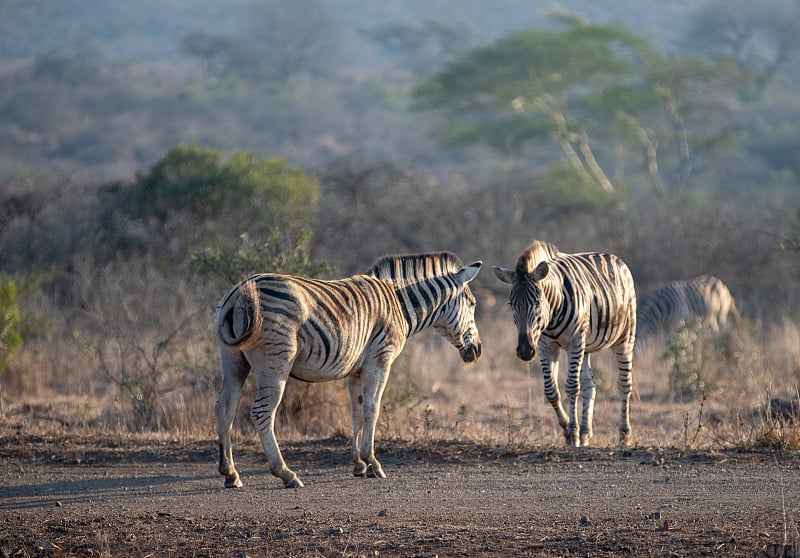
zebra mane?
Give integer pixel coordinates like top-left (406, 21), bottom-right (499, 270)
top-left (366, 251), bottom-right (464, 284)
top-left (516, 240), bottom-right (559, 277)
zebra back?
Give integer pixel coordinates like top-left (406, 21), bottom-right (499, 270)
top-left (366, 251), bottom-right (478, 335)
top-left (636, 275), bottom-right (739, 343)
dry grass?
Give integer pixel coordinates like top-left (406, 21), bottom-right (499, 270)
top-left (3, 297), bottom-right (800, 455)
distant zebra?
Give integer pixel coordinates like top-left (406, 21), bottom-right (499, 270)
top-left (492, 240), bottom-right (637, 447)
top-left (636, 275), bottom-right (740, 348)
top-left (214, 252), bottom-right (482, 488)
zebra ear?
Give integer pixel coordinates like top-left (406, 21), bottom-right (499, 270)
top-left (459, 261), bottom-right (482, 284)
top-left (531, 261), bottom-right (549, 282)
top-left (491, 266), bottom-right (515, 284)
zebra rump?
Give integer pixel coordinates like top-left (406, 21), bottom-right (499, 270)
top-left (214, 278), bottom-right (264, 351)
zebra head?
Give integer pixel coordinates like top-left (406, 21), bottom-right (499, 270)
top-left (492, 260), bottom-right (551, 362)
top-left (433, 262), bottom-right (483, 363)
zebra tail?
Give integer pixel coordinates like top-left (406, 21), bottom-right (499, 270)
top-left (215, 279), bottom-right (263, 351)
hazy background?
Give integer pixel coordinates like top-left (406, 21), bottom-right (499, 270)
top-left (1, 0), bottom-right (799, 439)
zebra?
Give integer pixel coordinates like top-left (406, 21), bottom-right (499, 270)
top-left (636, 275), bottom-right (740, 349)
top-left (492, 240), bottom-right (637, 447)
top-left (214, 252), bottom-right (482, 488)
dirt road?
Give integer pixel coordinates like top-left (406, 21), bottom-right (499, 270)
top-left (1, 431), bottom-right (799, 557)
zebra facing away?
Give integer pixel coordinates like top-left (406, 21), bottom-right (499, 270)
top-left (214, 252), bottom-right (482, 488)
top-left (636, 275), bottom-right (740, 348)
top-left (492, 240), bottom-right (637, 447)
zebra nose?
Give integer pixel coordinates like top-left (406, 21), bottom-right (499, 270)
top-left (517, 336), bottom-right (535, 361)
top-left (460, 342), bottom-right (481, 363)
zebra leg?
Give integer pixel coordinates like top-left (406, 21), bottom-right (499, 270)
top-left (215, 347), bottom-right (250, 488)
top-left (540, 348), bottom-right (570, 438)
top-left (613, 344), bottom-right (634, 446)
top-left (563, 345), bottom-right (585, 447)
top-left (346, 370), bottom-right (368, 477)
top-left (250, 368), bottom-right (304, 488)
top-left (579, 355), bottom-right (596, 447)
top-left (357, 363), bottom-right (392, 479)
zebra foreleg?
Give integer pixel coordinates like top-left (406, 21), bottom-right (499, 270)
top-left (346, 371), bottom-right (368, 477)
top-left (579, 355), bottom-right (596, 447)
top-left (614, 345), bottom-right (634, 446)
top-left (540, 350), bottom-right (571, 440)
top-left (251, 370), bottom-right (304, 488)
top-left (357, 364), bottom-right (392, 480)
top-left (563, 349), bottom-right (583, 448)
top-left (215, 348), bottom-right (250, 488)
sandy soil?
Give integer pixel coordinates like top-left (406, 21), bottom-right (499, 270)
top-left (2, 428), bottom-right (800, 558)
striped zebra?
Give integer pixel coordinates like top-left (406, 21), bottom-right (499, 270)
top-left (492, 240), bottom-right (637, 447)
top-left (214, 252), bottom-right (482, 488)
top-left (636, 275), bottom-right (740, 348)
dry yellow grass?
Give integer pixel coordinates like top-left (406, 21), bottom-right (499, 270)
top-left (3, 308), bottom-right (800, 453)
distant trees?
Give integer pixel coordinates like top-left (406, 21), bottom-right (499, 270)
top-left (414, 20), bottom-right (740, 198)
top-left (362, 20), bottom-right (478, 77)
top-left (686, 0), bottom-right (800, 100)
top-left (181, 0), bottom-right (342, 83)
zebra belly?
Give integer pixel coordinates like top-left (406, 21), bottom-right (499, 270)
top-left (289, 350), bottom-right (365, 382)
top-left (542, 330), bottom-right (624, 355)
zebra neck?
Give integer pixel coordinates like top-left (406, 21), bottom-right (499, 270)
top-left (394, 280), bottom-right (448, 336)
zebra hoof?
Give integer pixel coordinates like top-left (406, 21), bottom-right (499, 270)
top-left (284, 477), bottom-right (304, 489)
top-left (353, 462), bottom-right (368, 478)
top-left (366, 464), bottom-right (386, 479)
top-left (565, 432), bottom-right (580, 448)
top-left (224, 474), bottom-right (243, 488)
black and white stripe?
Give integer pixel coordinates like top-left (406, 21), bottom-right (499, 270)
top-left (636, 275), bottom-right (739, 348)
top-left (493, 240), bottom-right (637, 447)
top-left (214, 252), bottom-right (482, 488)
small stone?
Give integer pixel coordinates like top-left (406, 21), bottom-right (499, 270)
top-left (378, 508), bottom-right (388, 517)
top-left (580, 515), bottom-right (591, 526)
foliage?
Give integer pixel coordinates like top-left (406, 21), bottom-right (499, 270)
top-left (191, 229), bottom-right (332, 284)
top-left (124, 145), bottom-right (317, 225)
top-left (414, 20), bottom-right (740, 197)
top-left (665, 320), bottom-right (717, 401)
top-left (0, 281), bottom-right (22, 377)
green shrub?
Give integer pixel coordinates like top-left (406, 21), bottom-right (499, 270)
top-left (665, 320), bottom-right (717, 401)
top-left (0, 280), bottom-right (23, 409)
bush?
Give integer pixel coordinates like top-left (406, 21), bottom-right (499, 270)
top-left (0, 280), bottom-right (23, 411)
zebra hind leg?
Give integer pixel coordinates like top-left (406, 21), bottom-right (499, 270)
top-left (251, 368), bottom-right (304, 488)
top-left (579, 356), bottom-right (596, 447)
top-left (215, 348), bottom-right (250, 488)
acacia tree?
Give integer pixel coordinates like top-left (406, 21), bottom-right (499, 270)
top-left (414, 20), bottom-right (739, 198)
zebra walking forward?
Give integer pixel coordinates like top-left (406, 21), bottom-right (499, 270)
top-left (214, 252), bottom-right (482, 488)
top-left (636, 275), bottom-right (740, 348)
top-left (492, 240), bottom-right (637, 447)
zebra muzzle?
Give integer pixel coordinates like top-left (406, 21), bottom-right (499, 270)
top-left (516, 336), bottom-right (536, 361)
top-left (460, 342), bottom-right (481, 363)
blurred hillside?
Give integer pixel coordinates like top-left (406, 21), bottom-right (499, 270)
top-left (1, 0), bottom-right (800, 436)
top-left (0, 0), bottom-right (701, 181)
